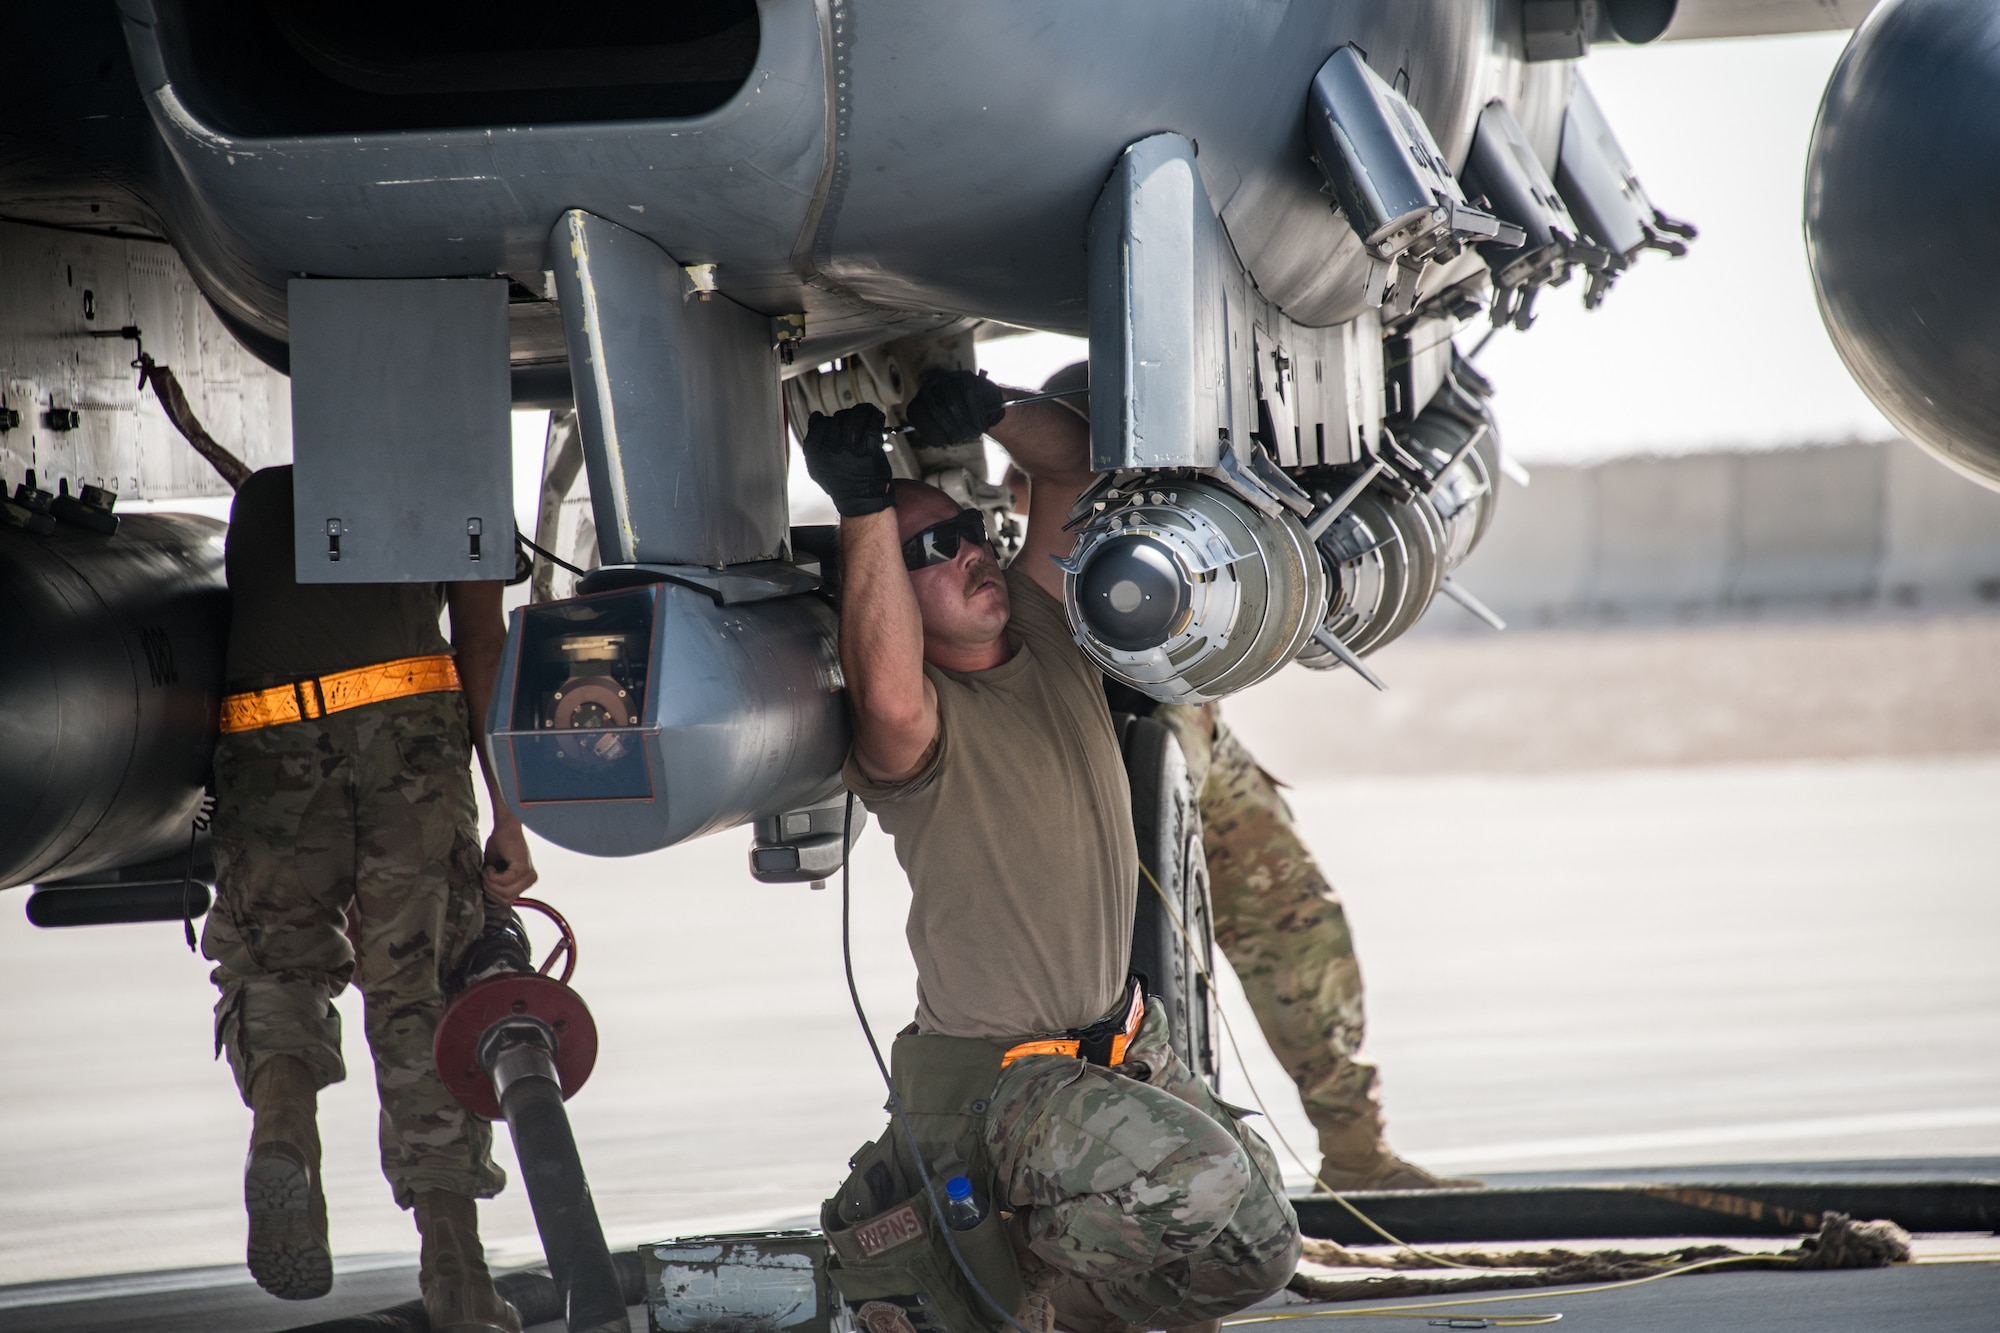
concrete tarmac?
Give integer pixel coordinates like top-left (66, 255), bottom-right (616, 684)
top-left (1224, 607), bottom-right (2000, 775)
top-left (1, 616), bottom-right (1995, 1329)
top-left (3, 755), bottom-right (1992, 1288)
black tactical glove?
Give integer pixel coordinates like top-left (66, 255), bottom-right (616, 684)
top-left (801, 404), bottom-right (893, 517)
top-left (905, 370), bottom-right (1006, 448)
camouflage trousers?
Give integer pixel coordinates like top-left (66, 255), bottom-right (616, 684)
top-left (201, 690), bottom-right (505, 1208)
top-left (986, 1003), bottom-right (1301, 1327)
top-left (1155, 703), bottom-right (1388, 1173)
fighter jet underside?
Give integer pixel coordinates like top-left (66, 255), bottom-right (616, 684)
top-left (7, 0), bottom-right (2000, 1325)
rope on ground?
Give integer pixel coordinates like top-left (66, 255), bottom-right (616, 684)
top-left (1131, 862), bottom-right (1917, 1322)
top-left (1300, 1238), bottom-right (1757, 1272)
top-left (1134, 860), bottom-right (1483, 1269)
top-left (1295, 1209), bottom-right (1910, 1283)
top-left (1226, 1251), bottom-right (1791, 1327)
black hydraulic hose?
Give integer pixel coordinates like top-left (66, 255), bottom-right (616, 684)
top-left (500, 1070), bottom-right (630, 1333)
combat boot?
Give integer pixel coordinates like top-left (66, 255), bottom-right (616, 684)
top-left (244, 1054), bottom-right (333, 1300)
top-left (1312, 1110), bottom-right (1480, 1193)
top-left (1314, 1151), bottom-right (1482, 1192)
top-left (413, 1190), bottom-right (522, 1333)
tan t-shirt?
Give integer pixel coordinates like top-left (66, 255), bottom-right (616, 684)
top-left (844, 567), bottom-right (1137, 1042)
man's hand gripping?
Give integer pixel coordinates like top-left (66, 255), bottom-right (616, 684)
top-left (801, 403), bottom-right (895, 517)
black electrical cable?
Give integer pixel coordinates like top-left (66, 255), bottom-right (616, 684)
top-left (179, 787), bottom-right (214, 953)
top-left (179, 819), bottom-right (200, 952)
top-left (517, 530), bottom-right (587, 577)
top-left (838, 792), bottom-right (1040, 1333)
top-left (999, 388), bottom-right (1090, 407)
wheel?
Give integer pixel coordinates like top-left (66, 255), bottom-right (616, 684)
top-left (1117, 713), bottom-right (1221, 1090)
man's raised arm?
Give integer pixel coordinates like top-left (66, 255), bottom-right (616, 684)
top-left (801, 405), bottom-right (939, 783)
top-left (905, 371), bottom-right (1094, 603)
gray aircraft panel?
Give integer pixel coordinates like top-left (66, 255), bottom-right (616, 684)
top-left (118, 0), bottom-right (832, 344)
top-left (288, 278), bottom-right (514, 583)
top-left (812, 0), bottom-right (1524, 334)
top-left (5, 0), bottom-right (1889, 378)
top-left (0, 221), bottom-right (290, 503)
top-left (110, 0), bottom-right (1590, 349)
top-left (549, 211), bottom-right (789, 568)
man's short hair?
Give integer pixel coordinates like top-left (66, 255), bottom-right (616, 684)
top-left (1042, 361), bottom-right (1089, 424)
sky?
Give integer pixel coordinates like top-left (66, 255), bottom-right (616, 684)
top-left (1474, 31), bottom-right (1892, 461)
top-left (491, 30), bottom-right (1887, 531)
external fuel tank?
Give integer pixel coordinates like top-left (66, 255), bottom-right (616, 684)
top-left (0, 512), bottom-right (229, 889)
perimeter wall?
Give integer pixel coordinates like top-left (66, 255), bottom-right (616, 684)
top-left (1448, 439), bottom-right (2000, 627)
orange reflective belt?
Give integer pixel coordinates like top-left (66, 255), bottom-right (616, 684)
top-left (219, 654), bottom-right (461, 734)
top-left (999, 986), bottom-right (1146, 1071)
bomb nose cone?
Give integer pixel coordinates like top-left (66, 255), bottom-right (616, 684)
top-left (1060, 480), bottom-right (1327, 704)
top-left (1075, 535), bottom-right (1189, 651)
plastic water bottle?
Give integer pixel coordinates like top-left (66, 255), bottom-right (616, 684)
top-left (943, 1175), bottom-right (986, 1231)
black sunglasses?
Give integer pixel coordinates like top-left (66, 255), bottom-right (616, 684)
top-left (901, 510), bottom-right (992, 571)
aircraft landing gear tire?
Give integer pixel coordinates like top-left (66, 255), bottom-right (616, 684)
top-left (1117, 713), bottom-right (1221, 1093)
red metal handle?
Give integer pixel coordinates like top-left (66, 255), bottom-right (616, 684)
top-left (510, 897), bottom-right (578, 984)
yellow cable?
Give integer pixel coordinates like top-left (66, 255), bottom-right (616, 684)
top-left (1236, 1315), bottom-right (1559, 1326)
top-left (1135, 858), bottom-right (1825, 1325)
top-left (1134, 859), bottom-right (1484, 1268)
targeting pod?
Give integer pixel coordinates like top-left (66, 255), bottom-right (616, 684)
top-left (488, 573), bottom-right (847, 857)
top-left (1059, 478), bottom-right (1326, 704)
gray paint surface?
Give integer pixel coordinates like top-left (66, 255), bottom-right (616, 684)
top-left (119, 0), bottom-right (833, 358)
top-left (1089, 135), bottom-right (1233, 471)
top-left (550, 212), bottom-right (788, 569)
top-left (104, 0), bottom-right (1582, 362)
top-left (1087, 133), bottom-right (1387, 475)
top-left (287, 278), bottom-right (513, 583)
